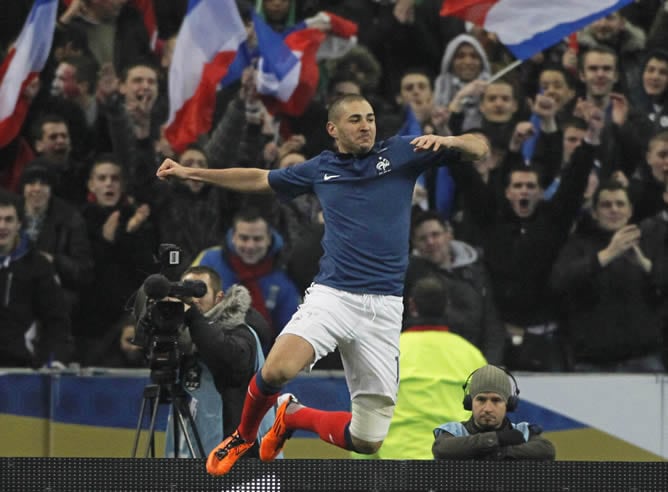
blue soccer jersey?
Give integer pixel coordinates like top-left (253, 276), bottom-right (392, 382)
top-left (268, 136), bottom-right (461, 295)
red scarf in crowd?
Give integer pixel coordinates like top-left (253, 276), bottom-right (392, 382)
top-left (228, 254), bottom-right (274, 330)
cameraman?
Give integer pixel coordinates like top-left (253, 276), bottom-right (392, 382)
top-left (164, 266), bottom-right (277, 458)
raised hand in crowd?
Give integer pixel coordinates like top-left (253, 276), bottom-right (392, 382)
top-left (22, 77), bottom-right (40, 102)
top-left (561, 47), bottom-right (578, 73)
top-left (262, 141), bottom-right (279, 166)
top-left (430, 105), bottom-right (452, 136)
top-left (610, 170), bottom-right (629, 188)
top-left (449, 79), bottom-right (488, 113)
top-left (96, 62), bottom-right (119, 106)
top-left (126, 203), bottom-right (151, 233)
top-left (575, 100), bottom-right (604, 144)
top-left (155, 124), bottom-right (176, 159)
top-left (597, 224), bottom-right (642, 267)
top-left (102, 210), bottom-right (121, 242)
top-left (58, 0), bottom-right (85, 25)
top-left (277, 134), bottom-right (306, 163)
top-left (508, 121), bottom-right (536, 153)
top-left (393, 0), bottom-right (416, 24)
top-left (610, 92), bottom-right (630, 126)
top-left (530, 93), bottom-right (558, 132)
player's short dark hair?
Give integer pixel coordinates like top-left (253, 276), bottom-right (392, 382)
top-left (327, 94), bottom-right (371, 122)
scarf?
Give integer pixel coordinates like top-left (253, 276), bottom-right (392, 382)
top-left (228, 254), bottom-right (274, 331)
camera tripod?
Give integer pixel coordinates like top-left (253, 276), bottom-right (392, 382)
top-left (131, 381), bottom-right (206, 458)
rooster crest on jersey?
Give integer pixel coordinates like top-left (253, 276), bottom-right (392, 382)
top-left (376, 157), bottom-right (391, 175)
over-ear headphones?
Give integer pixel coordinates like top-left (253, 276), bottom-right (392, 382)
top-left (462, 365), bottom-right (520, 412)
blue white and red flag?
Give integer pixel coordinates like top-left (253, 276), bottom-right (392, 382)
top-left (0, 0), bottom-right (57, 147)
top-left (165, 0), bottom-right (247, 153)
top-left (440, 0), bottom-right (633, 60)
top-left (252, 12), bottom-right (325, 117)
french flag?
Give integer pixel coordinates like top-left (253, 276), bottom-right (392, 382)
top-left (165, 0), bottom-right (246, 154)
top-left (253, 12), bottom-right (326, 117)
top-left (441, 0), bottom-right (633, 60)
top-left (0, 0), bottom-right (57, 148)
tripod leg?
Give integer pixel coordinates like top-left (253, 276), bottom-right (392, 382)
top-left (131, 395), bottom-right (150, 458)
top-left (144, 385), bottom-right (162, 458)
top-left (132, 384), bottom-right (162, 458)
top-left (173, 396), bottom-right (206, 458)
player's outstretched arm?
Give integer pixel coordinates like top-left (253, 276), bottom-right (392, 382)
top-left (156, 158), bottom-right (272, 193)
top-left (410, 134), bottom-right (489, 162)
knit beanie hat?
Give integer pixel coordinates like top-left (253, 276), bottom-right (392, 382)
top-left (469, 365), bottom-right (511, 401)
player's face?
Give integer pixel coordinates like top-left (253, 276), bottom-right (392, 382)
top-left (328, 100), bottom-right (376, 155)
top-left (472, 392), bottom-right (507, 430)
top-left (231, 219), bottom-right (272, 265)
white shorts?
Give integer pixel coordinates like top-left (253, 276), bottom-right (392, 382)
top-left (279, 283), bottom-right (403, 402)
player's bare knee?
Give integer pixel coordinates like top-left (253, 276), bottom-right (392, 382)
top-left (260, 362), bottom-right (295, 386)
top-left (349, 394), bottom-right (395, 451)
top-left (263, 334), bottom-right (315, 385)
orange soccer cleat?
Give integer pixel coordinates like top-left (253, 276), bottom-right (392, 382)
top-left (206, 430), bottom-right (254, 476)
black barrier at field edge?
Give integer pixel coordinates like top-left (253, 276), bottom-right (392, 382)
top-left (2, 458), bottom-right (667, 491)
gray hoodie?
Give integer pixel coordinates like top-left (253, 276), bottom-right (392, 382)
top-left (433, 34), bottom-right (492, 131)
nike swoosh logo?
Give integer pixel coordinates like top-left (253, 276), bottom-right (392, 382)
top-left (323, 174), bottom-right (341, 181)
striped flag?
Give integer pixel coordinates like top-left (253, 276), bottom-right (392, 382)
top-left (253, 12), bottom-right (326, 117)
top-left (0, 0), bottom-right (57, 147)
top-left (441, 0), bottom-right (633, 60)
top-left (164, 0), bottom-right (247, 154)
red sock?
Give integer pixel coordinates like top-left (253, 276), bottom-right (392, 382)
top-left (237, 374), bottom-right (280, 442)
top-left (284, 407), bottom-right (353, 450)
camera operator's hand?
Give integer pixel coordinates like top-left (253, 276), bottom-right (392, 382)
top-left (166, 295), bottom-right (193, 312)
